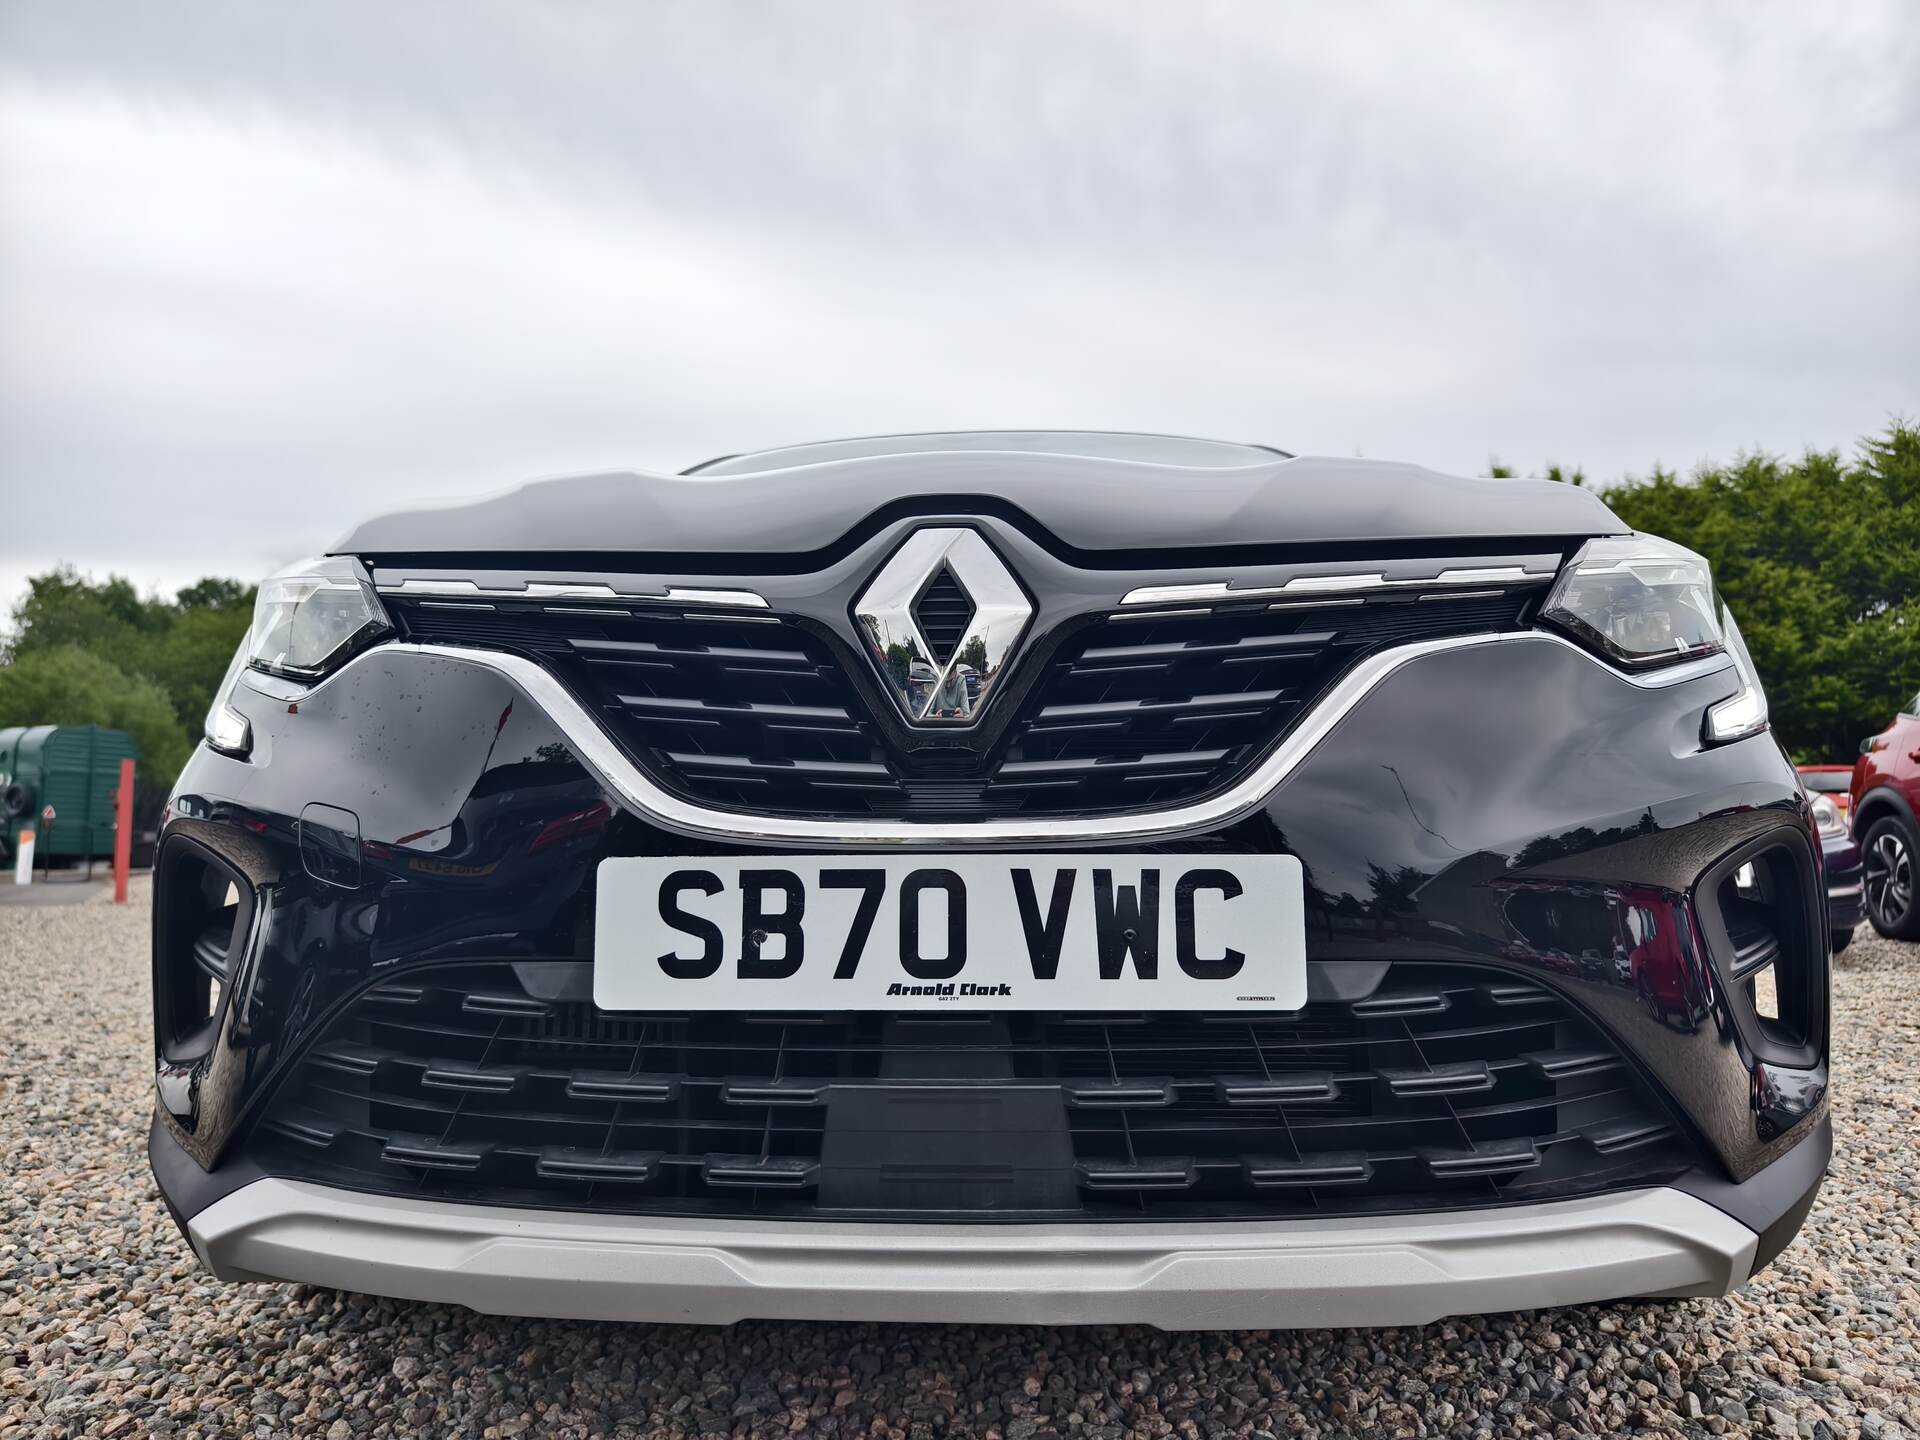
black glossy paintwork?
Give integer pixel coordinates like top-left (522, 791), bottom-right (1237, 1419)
top-left (1270, 640), bottom-right (1825, 1182)
top-left (156, 633), bottom-right (1825, 1196)
top-left (333, 447), bottom-right (1626, 559)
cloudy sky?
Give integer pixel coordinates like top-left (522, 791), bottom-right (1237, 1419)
top-left (1, 1), bottom-right (1915, 610)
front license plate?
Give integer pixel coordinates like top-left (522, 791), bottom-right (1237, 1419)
top-left (592, 853), bottom-right (1306, 1012)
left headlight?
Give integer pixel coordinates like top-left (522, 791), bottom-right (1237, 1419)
top-left (246, 556), bottom-right (391, 680)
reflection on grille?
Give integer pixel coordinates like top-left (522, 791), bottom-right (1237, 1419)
top-left (388, 585), bottom-right (1531, 819)
top-left (253, 961), bottom-right (1695, 1221)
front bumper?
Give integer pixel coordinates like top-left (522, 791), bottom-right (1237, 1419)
top-left (188, 1178), bottom-right (1751, 1329)
top-left (153, 631), bottom-right (1832, 1321)
top-left (155, 1108), bottom-right (1829, 1327)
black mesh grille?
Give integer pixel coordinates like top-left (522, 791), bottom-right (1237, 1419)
top-left (252, 961), bottom-right (1695, 1221)
top-left (389, 585), bottom-right (1532, 820)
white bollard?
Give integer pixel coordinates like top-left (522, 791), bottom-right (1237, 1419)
top-left (13, 827), bottom-right (35, 885)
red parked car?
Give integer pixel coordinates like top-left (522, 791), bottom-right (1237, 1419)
top-left (1852, 687), bottom-right (1920, 939)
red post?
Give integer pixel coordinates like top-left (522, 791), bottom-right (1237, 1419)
top-left (113, 758), bottom-right (135, 903)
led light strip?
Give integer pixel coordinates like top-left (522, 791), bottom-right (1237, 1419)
top-left (1119, 566), bottom-right (1557, 607)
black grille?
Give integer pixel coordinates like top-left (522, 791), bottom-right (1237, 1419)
top-left (984, 592), bottom-right (1525, 813)
top-left (252, 961), bottom-right (1695, 1221)
top-left (912, 566), bottom-right (974, 665)
top-left (389, 585), bottom-right (1532, 819)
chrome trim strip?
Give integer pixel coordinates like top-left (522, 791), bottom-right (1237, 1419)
top-left (1435, 566), bottom-right (1547, 584)
top-left (1827, 881), bottom-right (1863, 900)
top-left (665, 587), bottom-right (774, 609)
top-left (304, 633), bottom-right (1735, 846)
top-left (380, 578), bottom-right (769, 609)
top-left (1120, 569), bottom-right (1556, 606)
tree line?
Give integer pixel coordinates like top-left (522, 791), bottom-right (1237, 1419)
top-left (1598, 419), bottom-right (1917, 763)
top-left (0, 419), bottom-right (1912, 784)
top-left (0, 572), bottom-right (254, 783)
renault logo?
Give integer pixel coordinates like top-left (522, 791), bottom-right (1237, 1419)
top-left (853, 528), bottom-right (1033, 725)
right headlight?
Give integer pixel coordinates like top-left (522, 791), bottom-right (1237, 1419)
top-left (1542, 533), bottom-right (1768, 745)
top-left (246, 556), bottom-right (391, 680)
top-left (1540, 534), bottom-right (1724, 669)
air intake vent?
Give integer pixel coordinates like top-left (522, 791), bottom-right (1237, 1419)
top-left (252, 960), bottom-right (1694, 1223)
top-left (1697, 830), bottom-right (1824, 1071)
top-left (153, 838), bottom-right (254, 1062)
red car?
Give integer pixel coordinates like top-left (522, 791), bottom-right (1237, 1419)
top-left (1852, 687), bottom-right (1920, 939)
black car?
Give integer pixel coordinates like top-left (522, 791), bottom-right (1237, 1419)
top-left (151, 432), bottom-right (1828, 1329)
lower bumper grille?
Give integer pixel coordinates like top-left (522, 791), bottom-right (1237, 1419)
top-left (252, 961), bottom-right (1696, 1221)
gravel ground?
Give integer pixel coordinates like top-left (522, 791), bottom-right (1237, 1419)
top-left (3, 878), bottom-right (1915, 1440)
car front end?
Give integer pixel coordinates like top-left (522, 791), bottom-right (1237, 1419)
top-left (150, 433), bottom-right (1829, 1329)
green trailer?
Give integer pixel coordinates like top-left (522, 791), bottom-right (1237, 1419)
top-left (0, 725), bottom-right (139, 864)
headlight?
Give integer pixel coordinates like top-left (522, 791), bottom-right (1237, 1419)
top-left (1541, 534), bottom-right (1724, 669)
top-left (246, 556), bottom-right (391, 680)
top-left (1809, 792), bottom-right (1845, 840)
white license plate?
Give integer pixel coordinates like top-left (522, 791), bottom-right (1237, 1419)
top-left (593, 854), bottom-right (1306, 1012)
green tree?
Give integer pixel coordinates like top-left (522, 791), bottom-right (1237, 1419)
top-left (2, 568), bottom-right (171, 672)
top-left (3, 565), bottom-right (255, 780)
top-left (0, 647), bottom-right (192, 782)
top-left (1602, 420), bottom-right (1920, 762)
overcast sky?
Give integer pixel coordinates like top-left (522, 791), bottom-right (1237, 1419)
top-left (2, 1), bottom-right (1915, 612)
